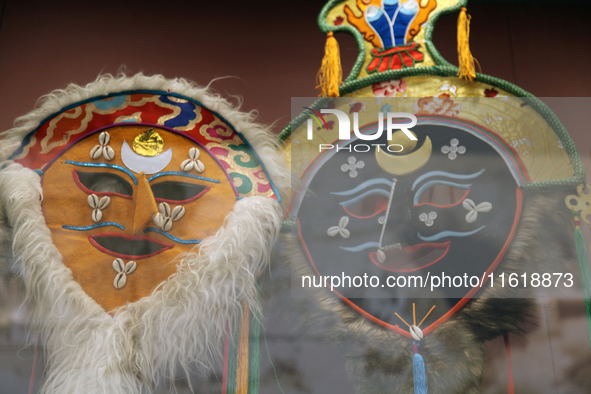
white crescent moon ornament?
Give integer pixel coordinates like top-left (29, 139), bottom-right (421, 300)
top-left (121, 140), bottom-right (172, 174)
top-left (375, 135), bottom-right (433, 176)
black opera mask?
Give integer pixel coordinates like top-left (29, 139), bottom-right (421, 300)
top-left (296, 122), bottom-right (522, 336)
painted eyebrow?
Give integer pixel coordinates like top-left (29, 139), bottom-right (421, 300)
top-left (147, 171), bottom-right (220, 184)
top-left (331, 178), bottom-right (393, 196)
top-left (62, 222), bottom-right (126, 231)
top-left (339, 189), bottom-right (392, 207)
top-left (411, 169), bottom-right (485, 191)
top-left (417, 226), bottom-right (485, 242)
top-left (65, 161), bottom-right (138, 185)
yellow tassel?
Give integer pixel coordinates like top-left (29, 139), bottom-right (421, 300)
top-left (457, 7), bottom-right (477, 81)
top-left (316, 32), bottom-right (342, 97)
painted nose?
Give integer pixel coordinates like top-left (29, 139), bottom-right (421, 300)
top-left (132, 172), bottom-right (159, 236)
top-left (381, 180), bottom-right (416, 247)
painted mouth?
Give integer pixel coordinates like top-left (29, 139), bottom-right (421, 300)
top-left (88, 233), bottom-right (173, 259)
top-left (368, 241), bottom-right (451, 273)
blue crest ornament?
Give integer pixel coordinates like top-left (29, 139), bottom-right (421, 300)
top-left (366, 0), bottom-right (419, 49)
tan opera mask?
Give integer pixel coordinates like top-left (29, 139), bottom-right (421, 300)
top-left (42, 125), bottom-right (237, 311)
top-left (0, 77), bottom-right (285, 394)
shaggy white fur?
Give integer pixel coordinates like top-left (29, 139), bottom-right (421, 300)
top-left (0, 73), bottom-right (288, 393)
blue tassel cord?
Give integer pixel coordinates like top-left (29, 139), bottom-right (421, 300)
top-left (413, 342), bottom-right (428, 394)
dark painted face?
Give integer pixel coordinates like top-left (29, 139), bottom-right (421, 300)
top-left (297, 123), bottom-right (521, 334)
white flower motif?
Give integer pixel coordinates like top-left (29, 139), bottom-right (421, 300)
top-left (348, 101), bottom-right (367, 112)
top-left (112, 258), bottom-right (137, 289)
top-left (87, 194), bottom-right (110, 223)
top-left (441, 138), bottom-right (466, 160)
top-left (482, 115), bottom-right (504, 125)
top-left (438, 83), bottom-right (457, 96)
top-left (181, 147), bottom-right (205, 173)
top-left (327, 216), bottom-right (350, 238)
top-left (419, 211), bottom-right (437, 227)
top-left (340, 156), bottom-right (365, 178)
top-left (510, 138), bottom-right (532, 157)
top-left (513, 138), bottom-right (532, 148)
top-left (90, 131), bottom-right (115, 161)
top-left (153, 202), bottom-right (185, 232)
top-left (462, 199), bottom-right (492, 223)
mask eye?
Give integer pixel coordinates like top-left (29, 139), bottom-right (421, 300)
top-left (340, 189), bottom-right (390, 218)
top-left (74, 170), bottom-right (133, 197)
top-left (415, 184), bottom-right (469, 208)
top-left (150, 181), bottom-right (210, 204)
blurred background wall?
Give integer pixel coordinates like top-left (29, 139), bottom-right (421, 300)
top-left (1, 0), bottom-right (590, 134)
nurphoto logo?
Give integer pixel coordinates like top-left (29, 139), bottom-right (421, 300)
top-left (304, 108), bottom-right (418, 152)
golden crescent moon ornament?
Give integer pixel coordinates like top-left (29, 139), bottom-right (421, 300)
top-left (376, 132), bottom-right (432, 175)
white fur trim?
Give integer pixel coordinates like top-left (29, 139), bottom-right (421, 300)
top-left (0, 162), bottom-right (281, 393)
top-left (0, 72), bottom-right (290, 392)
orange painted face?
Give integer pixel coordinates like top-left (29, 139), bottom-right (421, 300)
top-left (42, 125), bottom-right (237, 311)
